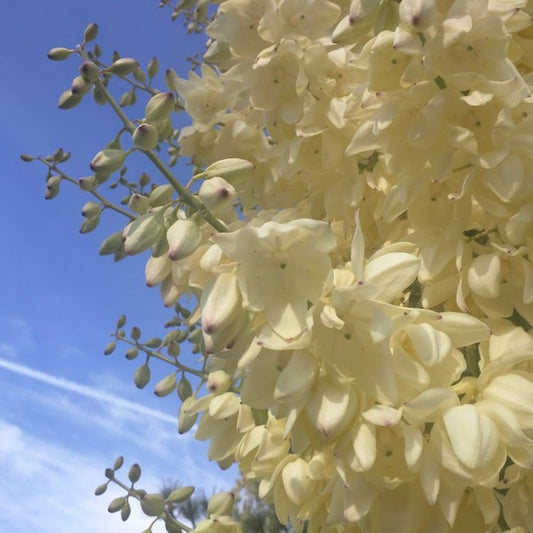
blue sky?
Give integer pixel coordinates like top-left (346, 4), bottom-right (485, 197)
top-left (1, 2), bottom-right (237, 531)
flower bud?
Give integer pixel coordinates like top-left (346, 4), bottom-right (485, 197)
top-left (134, 363), bottom-right (151, 389)
top-left (202, 158), bottom-right (254, 181)
top-left (94, 483), bottom-right (108, 496)
top-left (81, 201), bottom-right (100, 218)
top-left (149, 184), bottom-right (174, 207)
top-left (120, 501), bottom-right (131, 521)
top-left (147, 57), bottom-right (159, 78)
top-left (83, 22), bottom-right (99, 42)
top-left (104, 341), bottom-right (116, 355)
top-left (145, 92), bottom-right (175, 122)
top-left (144, 337), bottom-right (162, 348)
top-left (80, 216), bottom-right (100, 234)
top-left (90, 149), bottom-right (128, 174)
top-left (199, 177), bottom-right (236, 209)
top-left (78, 175), bottom-right (97, 191)
top-left (58, 90), bottom-right (82, 110)
top-left (177, 375), bottom-right (193, 401)
top-left (106, 58), bottom-right (140, 76)
top-left (108, 496), bottom-right (126, 513)
top-left (71, 75), bottom-right (91, 96)
top-left (178, 396), bottom-right (198, 434)
top-left (79, 61), bottom-right (100, 82)
top-left (206, 370), bottom-right (231, 394)
top-left (45, 176), bottom-right (61, 199)
top-left (99, 231), bottom-right (124, 256)
top-left (92, 85), bottom-right (107, 105)
top-left (128, 463), bottom-right (141, 483)
top-left (165, 68), bottom-right (179, 92)
top-left (20, 154), bottom-right (35, 162)
top-left (133, 68), bottom-right (146, 83)
top-left (140, 493), bottom-right (165, 517)
top-left (166, 219), bottom-right (202, 261)
top-left (166, 486), bottom-right (195, 504)
top-left (154, 373), bottom-right (177, 397)
top-left (128, 193), bottom-right (150, 215)
top-left (207, 492), bottom-right (234, 517)
top-left (201, 273), bottom-right (242, 335)
top-left (145, 254), bottom-right (171, 287)
top-left (125, 347), bottom-right (138, 360)
top-left (132, 123), bottom-right (159, 151)
top-left (47, 47), bottom-right (73, 60)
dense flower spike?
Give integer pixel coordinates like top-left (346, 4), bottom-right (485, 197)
top-left (37, 1), bottom-right (533, 531)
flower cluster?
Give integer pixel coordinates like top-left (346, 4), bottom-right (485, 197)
top-left (129, 0), bottom-right (533, 531)
top-left (37, 1), bottom-right (533, 531)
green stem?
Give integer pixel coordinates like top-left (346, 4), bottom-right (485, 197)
top-left (116, 336), bottom-right (206, 379)
top-left (40, 159), bottom-right (135, 220)
top-left (80, 50), bottom-right (227, 233)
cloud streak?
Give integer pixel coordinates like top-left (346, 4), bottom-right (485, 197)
top-left (0, 357), bottom-right (176, 426)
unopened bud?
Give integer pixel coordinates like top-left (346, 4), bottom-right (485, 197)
top-left (92, 85), bottom-right (107, 105)
top-left (81, 201), bottom-right (100, 218)
top-left (199, 177), bottom-right (236, 209)
top-left (132, 123), bottom-right (159, 151)
top-left (140, 493), bottom-right (165, 517)
top-left (123, 212), bottom-right (165, 255)
top-left (133, 68), bottom-right (146, 83)
top-left (207, 492), bottom-right (234, 517)
top-left (128, 193), bottom-right (150, 214)
top-left (166, 219), bottom-right (202, 261)
top-left (79, 61), bottom-right (100, 82)
top-left (154, 373), bottom-right (177, 397)
top-left (121, 501), bottom-right (131, 521)
top-left (128, 463), bottom-right (141, 483)
top-left (145, 92), bottom-right (175, 122)
top-left (106, 58), bottom-right (140, 76)
top-left (144, 337), bottom-right (162, 348)
top-left (71, 75), bottom-right (91, 96)
top-left (47, 47), bottom-right (73, 60)
top-left (94, 483), bottom-right (108, 496)
top-left (149, 184), bottom-right (174, 207)
top-left (125, 347), bottom-right (139, 360)
top-left (166, 486), bottom-right (195, 504)
top-left (202, 158), bottom-right (254, 181)
top-left (164, 69), bottom-right (179, 92)
top-left (104, 341), bottom-right (116, 355)
top-left (99, 231), bottom-right (124, 256)
top-left (83, 22), bottom-right (99, 42)
top-left (134, 363), bottom-right (151, 389)
top-left (80, 216), bottom-right (100, 233)
top-left (201, 273), bottom-right (242, 335)
top-left (45, 176), bottom-right (61, 199)
top-left (79, 175), bottom-right (97, 191)
top-left (177, 375), bottom-right (193, 401)
top-left (147, 57), bottom-right (159, 79)
top-left (20, 154), bottom-right (35, 162)
top-left (90, 149), bottom-right (128, 174)
top-left (145, 254), bottom-right (171, 287)
top-left (206, 370), bottom-right (231, 394)
top-left (108, 496), bottom-right (126, 513)
top-left (58, 90), bottom-right (82, 110)
top-left (178, 396), bottom-right (198, 434)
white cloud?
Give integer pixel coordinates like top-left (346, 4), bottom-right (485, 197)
top-left (0, 357), bottom-right (177, 425)
top-left (0, 356), bottom-right (239, 533)
top-left (0, 419), bottom-right (167, 533)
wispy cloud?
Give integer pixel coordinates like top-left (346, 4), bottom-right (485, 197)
top-left (0, 418), bottom-right (167, 533)
top-left (0, 357), bottom-right (177, 425)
